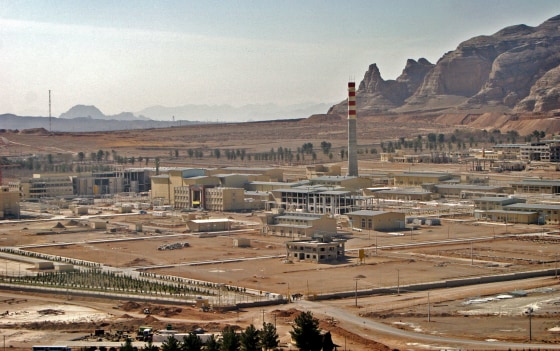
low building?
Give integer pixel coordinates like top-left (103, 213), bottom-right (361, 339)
top-left (0, 186), bottom-right (20, 219)
top-left (394, 172), bottom-right (455, 187)
top-left (286, 235), bottom-right (345, 263)
top-left (10, 174), bottom-right (73, 200)
top-left (473, 197), bottom-right (526, 211)
top-left (90, 220), bottom-right (107, 230)
top-left (260, 209), bottom-right (337, 238)
top-left (510, 179), bottom-right (560, 195)
top-left (186, 218), bottom-right (230, 232)
top-left (434, 184), bottom-right (507, 199)
top-left (346, 210), bottom-right (406, 231)
top-left (503, 203), bottom-right (560, 225)
top-left (477, 210), bottom-right (539, 224)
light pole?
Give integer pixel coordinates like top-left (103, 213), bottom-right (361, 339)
top-left (427, 291), bottom-right (431, 322)
top-left (354, 278), bottom-right (359, 307)
top-left (397, 269), bottom-right (400, 296)
top-left (525, 307), bottom-right (534, 341)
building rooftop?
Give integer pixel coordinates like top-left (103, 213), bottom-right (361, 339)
top-left (510, 179), bottom-right (560, 186)
top-left (397, 172), bottom-right (453, 178)
top-left (346, 210), bottom-right (391, 216)
top-left (505, 203), bottom-right (560, 210)
top-left (435, 184), bottom-right (504, 190)
top-left (474, 197), bottom-right (522, 202)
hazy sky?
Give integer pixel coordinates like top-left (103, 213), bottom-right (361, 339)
top-left (1, 1), bottom-right (560, 117)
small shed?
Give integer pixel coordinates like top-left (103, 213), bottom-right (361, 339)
top-left (186, 219), bottom-right (230, 232)
top-left (74, 207), bottom-right (89, 215)
top-left (233, 238), bottom-right (250, 247)
top-left (34, 261), bottom-right (54, 270)
top-left (90, 220), bottom-right (107, 230)
top-left (129, 223), bottom-right (143, 232)
top-left (55, 264), bottom-right (74, 272)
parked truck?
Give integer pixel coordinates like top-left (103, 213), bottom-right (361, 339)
top-left (136, 326), bottom-right (153, 341)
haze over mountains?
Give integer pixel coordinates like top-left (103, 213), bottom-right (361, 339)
top-left (2, 14), bottom-right (560, 133)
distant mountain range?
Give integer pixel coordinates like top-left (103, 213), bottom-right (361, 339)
top-left (3, 15), bottom-right (560, 133)
top-left (136, 102), bottom-right (333, 122)
top-left (0, 102), bottom-right (331, 132)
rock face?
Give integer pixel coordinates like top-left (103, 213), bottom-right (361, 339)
top-left (330, 14), bottom-right (560, 115)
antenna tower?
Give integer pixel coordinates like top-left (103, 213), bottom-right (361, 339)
top-left (49, 90), bottom-right (52, 133)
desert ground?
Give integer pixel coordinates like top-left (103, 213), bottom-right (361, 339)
top-left (1, 117), bottom-right (560, 350)
top-left (1, 207), bottom-right (559, 350)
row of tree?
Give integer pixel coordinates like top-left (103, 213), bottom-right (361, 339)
top-left (117, 311), bottom-right (333, 351)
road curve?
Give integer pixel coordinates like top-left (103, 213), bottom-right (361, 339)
top-left (295, 299), bottom-right (560, 350)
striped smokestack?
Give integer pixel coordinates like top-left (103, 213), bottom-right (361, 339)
top-left (347, 81), bottom-right (358, 176)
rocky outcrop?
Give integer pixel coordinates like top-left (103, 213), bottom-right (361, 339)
top-left (514, 64), bottom-right (560, 112)
top-left (329, 59), bottom-right (434, 114)
top-left (330, 14), bottom-right (560, 116)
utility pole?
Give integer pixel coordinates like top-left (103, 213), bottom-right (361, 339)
top-left (354, 278), bottom-right (359, 307)
top-left (397, 269), bottom-right (400, 296)
top-left (427, 291), bottom-right (431, 322)
top-left (48, 90), bottom-right (52, 133)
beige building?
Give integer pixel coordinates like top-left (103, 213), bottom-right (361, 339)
top-left (305, 165), bottom-right (341, 179)
top-left (286, 235), bottom-right (346, 263)
top-left (394, 172), bottom-right (455, 187)
top-left (473, 197), bottom-right (525, 211)
top-left (260, 210), bottom-right (337, 238)
top-left (0, 186), bottom-right (20, 219)
top-left (477, 210), bottom-right (539, 224)
top-left (504, 203), bottom-right (560, 225)
top-left (151, 168), bottom-right (219, 207)
top-left (10, 174), bottom-right (74, 199)
top-left (186, 218), bottom-right (230, 232)
top-left (309, 176), bottom-right (371, 191)
top-left (510, 179), bottom-right (560, 195)
top-left (205, 167), bottom-right (283, 182)
top-left (204, 187), bottom-right (245, 211)
top-left (346, 210), bottom-right (406, 231)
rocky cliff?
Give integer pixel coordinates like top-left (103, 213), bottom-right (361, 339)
top-left (330, 14), bottom-right (560, 116)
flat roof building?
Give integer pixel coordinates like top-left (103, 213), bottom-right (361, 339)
top-left (286, 235), bottom-right (345, 263)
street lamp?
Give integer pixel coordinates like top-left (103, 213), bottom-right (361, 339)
top-left (397, 269), bottom-right (400, 296)
top-left (354, 278), bottom-right (359, 307)
top-left (525, 307), bottom-right (534, 341)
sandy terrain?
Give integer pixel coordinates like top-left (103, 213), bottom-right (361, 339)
top-left (1, 209), bottom-right (559, 350)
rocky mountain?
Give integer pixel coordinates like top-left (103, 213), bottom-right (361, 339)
top-left (60, 105), bottom-right (148, 121)
top-left (329, 14), bottom-right (560, 116)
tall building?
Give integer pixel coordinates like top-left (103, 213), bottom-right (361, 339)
top-left (347, 82), bottom-right (358, 176)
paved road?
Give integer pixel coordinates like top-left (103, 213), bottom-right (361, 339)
top-left (295, 298), bottom-right (560, 350)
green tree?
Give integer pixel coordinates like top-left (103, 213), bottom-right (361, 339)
top-left (78, 152), bottom-right (85, 163)
top-left (240, 324), bottom-right (259, 351)
top-left (290, 311), bottom-right (322, 351)
top-left (320, 141), bottom-right (332, 154)
top-left (181, 333), bottom-right (202, 351)
top-left (161, 335), bottom-right (181, 351)
top-left (205, 334), bottom-right (221, 351)
top-left (175, 149), bottom-right (179, 158)
top-left (259, 322), bottom-right (279, 351)
top-left (155, 157), bottom-right (160, 175)
top-left (220, 326), bottom-right (239, 351)
top-left (214, 149), bottom-right (221, 159)
top-left (97, 149), bottom-right (104, 162)
top-left (120, 338), bottom-right (134, 351)
top-left (143, 340), bottom-right (159, 351)
top-left (321, 331), bottom-right (336, 351)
